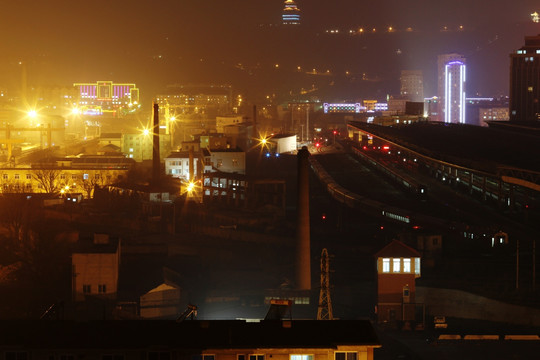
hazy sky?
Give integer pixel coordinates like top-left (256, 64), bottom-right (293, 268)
top-left (1, 0), bottom-right (540, 99)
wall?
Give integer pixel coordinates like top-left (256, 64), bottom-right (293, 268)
top-left (417, 286), bottom-right (540, 326)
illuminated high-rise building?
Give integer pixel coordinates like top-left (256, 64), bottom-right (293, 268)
top-left (437, 54), bottom-right (466, 124)
top-left (509, 34), bottom-right (540, 123)
top-left (282, 0), bottom-right (301, 25)
top-left (400, 70), bottom-right (424, 103)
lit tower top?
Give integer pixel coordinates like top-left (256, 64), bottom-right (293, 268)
top-left (282, 0), bottom-right (301, 25)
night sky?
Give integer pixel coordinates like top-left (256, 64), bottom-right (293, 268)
top-left (1, 0), bottom-right (540, 102)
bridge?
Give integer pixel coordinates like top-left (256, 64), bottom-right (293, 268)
top-left (347, 121), bottom-right (540, 213)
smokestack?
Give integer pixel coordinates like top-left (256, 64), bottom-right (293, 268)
top-left (189, 148), bottom-right (194, 181)
top-left (20, 61), bottom-right (27, 106)
top-left (152, 102), bottom-right (160, 188)
top-left (296, 146), bottom-right (311, 290)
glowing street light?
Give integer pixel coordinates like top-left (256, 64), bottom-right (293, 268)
top-left (27, 110), bottom-right (37, 118)
top-left (143, 128), bottom-right (150, 136)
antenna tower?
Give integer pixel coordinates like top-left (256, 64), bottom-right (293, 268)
top-left (317, 248), bottom-right (334, 320)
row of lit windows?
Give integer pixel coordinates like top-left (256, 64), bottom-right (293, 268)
top-left (168, 160), bottom-right (190, 167)
top-left (264, 296), bottom-right (309, 305)
top-left (2, 173), bottom-right (32, 180)
top-left (516, 50), bottom-right (540, 54)
top-left (2, 173), bottom-right (105, 181)
top-left (381, 257), bottom-right (420, 275)
top-left (382, 211), bottom-right (410, 223)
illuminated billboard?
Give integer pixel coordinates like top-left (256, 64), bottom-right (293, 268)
top-left (323, 103), bottom-right (362, 114)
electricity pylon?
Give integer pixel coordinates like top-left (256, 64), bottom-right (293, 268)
top-left (317, 248), bottom-right (334, 320)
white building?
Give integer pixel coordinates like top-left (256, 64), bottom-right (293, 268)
top-left (268, 134), bottom-right (297, 153)
top-left (209, 148), bottom-right (246, 174)
top-left (71, 233), bottom-right (120, 302)
top-left (216, 115), bottom-right (247, 133)
top-left (165, 150), bottom-right (211, 181)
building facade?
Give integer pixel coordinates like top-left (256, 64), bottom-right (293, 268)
top-left (400, 70), bottom-right (424, 103)
top-left (122, 133), bottom-right (171, 162)
top-left (0, 156), bottom-right (132, 198)
top-left (509, 34), bottom-right (540, 123)
top-left (165, 149), bottom-right (212, 181)
top-left (73, 81), bottom-right (140, 115)
top-left (209, 148), bottom-right (246, 174)
top-left (72, 233), bottom-right (120, 301)
top-left (437, 53), bottom-right (466, 124)
top-left (375, 240), bottom-right (421, 325)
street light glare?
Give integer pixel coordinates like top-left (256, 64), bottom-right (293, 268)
top-left (28, 110), bottom-right (37, 118)
top-left (143, 128), bottom-right (150, 136)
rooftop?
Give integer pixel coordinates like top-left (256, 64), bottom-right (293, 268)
top-left (0, 320), bottom-right (380, 349)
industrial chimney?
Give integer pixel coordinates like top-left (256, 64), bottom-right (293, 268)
top-left (152, 102), bottom-right (160, 188)
top-left (296, 146), bottom-right (311, 290)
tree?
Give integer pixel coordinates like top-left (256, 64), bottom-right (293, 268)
top-left (0, 194), bottom-right (38, 241)
top-left (31, 168), bottom-right (60, 194)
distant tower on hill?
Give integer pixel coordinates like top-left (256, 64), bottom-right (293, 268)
top-left (282, 0), bottom-right (301, 25)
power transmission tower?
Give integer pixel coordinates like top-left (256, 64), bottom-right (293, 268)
top-left (317, 248), bottom-right (334, 320)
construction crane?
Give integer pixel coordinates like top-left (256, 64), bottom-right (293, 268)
top-left (317, 248), bottom-right (334, 320)
top-left (0, 124), bottom-right (63, 160)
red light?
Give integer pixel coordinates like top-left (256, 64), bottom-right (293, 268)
top-left (315, 142), bottom-right (320, 147)
top-left (380, 226), bottom-right (384, 230)
top-left (333, 130), bottom-right (337, 135)
top-left (362, 146), bottom-right (367, 150)
top-left (382, 145), bottom-right (390, 150)
top-left (322, 214), bottom-right (326, 220)
top-left (412, 225), bottom-right (420, 229)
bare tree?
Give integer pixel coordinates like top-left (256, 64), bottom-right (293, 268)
top-left (31, 168), bottom-right (60, 195)
top-left (80, 171), bottom-right (102, 199)
top-left (0, 195), bottom-right (31, 240)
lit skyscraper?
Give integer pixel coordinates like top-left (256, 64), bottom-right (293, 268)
top-left (509, 34), bottom-right (540, 123)
top-left (282, 0), bottom-right (301, 25)
top-left (437, 54), bottom-right (466, 124)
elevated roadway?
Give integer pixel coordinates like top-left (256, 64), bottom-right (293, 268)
top-left (347, 121), bottom-right (540, 213)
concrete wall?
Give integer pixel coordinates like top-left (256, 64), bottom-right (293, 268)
top-left (417, 286), bottom-right (540, 326)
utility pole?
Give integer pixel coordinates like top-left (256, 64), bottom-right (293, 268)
top-left (305, 104), bottom-right (310, 142)
top-left (533, 239), bottom-right (536, 291)
top-left (516, 237), bottom-right (520, 290)
top-left (317, 248), bottom-right (334, 320)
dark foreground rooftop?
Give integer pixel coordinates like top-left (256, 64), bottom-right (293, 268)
top-left (0, 320), bottom-right (379, 349)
